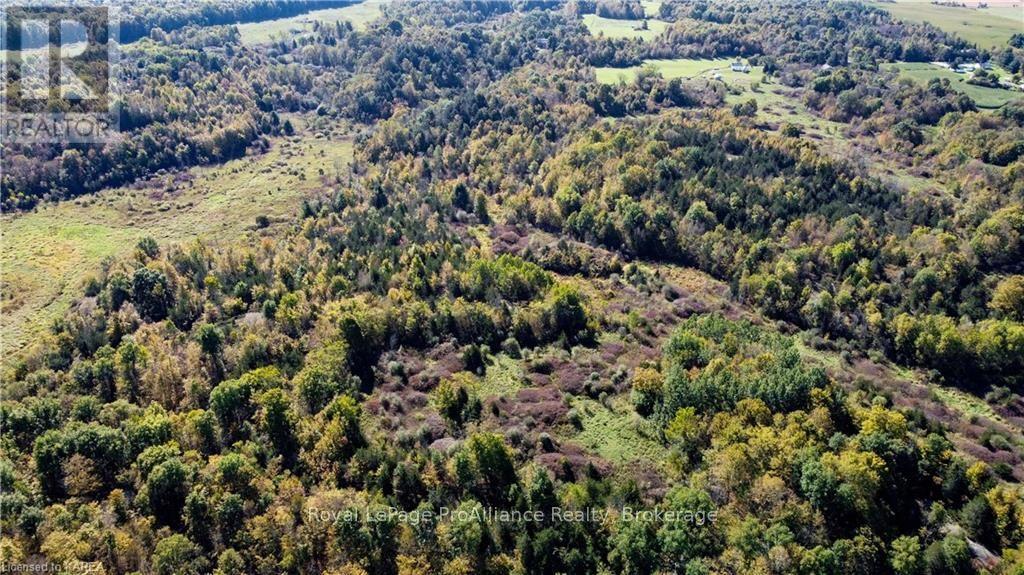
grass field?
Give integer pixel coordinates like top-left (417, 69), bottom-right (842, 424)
top-left (640, 0), bottom-right (664, 18)
top-left (1, 134), bottom-right (353, 359)
top-left (870, 1), bottom-right (1023, 48)
top-left (238, 0), bottom-right (386, 44)
top-left (595, 58), bottom-right (736, 83)
top-left (932, 386), bottom-right (1007, 424)
top-left (881, 62), bottom-right (1022, 108)
top-left (479, 354), bottom-right (526, 398)
top-left (570, 397), bottom-right (666, 465)
top-left (582, 14), bottom-right (670, 41)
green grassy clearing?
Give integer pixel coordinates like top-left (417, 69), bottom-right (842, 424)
top-left (595, 57), bottom-right (825, 131)
top-left (238, 0), bottom-right (386, 44)
top-left (932, 386), bottom-right (1007, 425)
top-left (640, 0), bottom-right (664, 18)
top-left (870, 1), bottom-right (1022, 48)
top-left (479, 354), bottom-right (526, 398)
top-left (3, 3), bottom-right (388, 55)
top-left (570, 397), bottom-right (666, 465)
top-left (881, 62), bottom-right (1022, 108)
top-left (595, 58), bottom-right (736, 83)
top-left (582, 14), bottom-right (669, 41)
top-left (719, 65), bottom-right (981, 196)
top-left (1, 135), bottom-right (353, 359)
top-left (793, 338), bottom-right (845, 372)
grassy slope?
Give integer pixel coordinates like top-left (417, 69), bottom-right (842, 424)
top-left (4, 2), bottom-right (389, 56)
top-left (595, 57), bottom-right (737, 83)
top-left (582, 14), bottom-right (669, 41)
top-left (870, 0), bottom-right (1023, 48)
top-left (881, 62), bottom-right (1022, 109)
top-left (480, 354), bottom-right (526, 398)
top-left (237, 0), bottom-right (386, 44)
top-left (572, 397), bottom-right (667, 465)
top-left (1, 135), bottom-right (353, 359)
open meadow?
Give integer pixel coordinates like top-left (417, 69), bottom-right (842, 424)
top-left (1, 134), bottom-right (353, 359)
top-left (237, 0), bottom-right (386, 44)
top-left (581, 14), bottom-right (670, 41)
top-left (640, 0), bottom-right (664, 17)
top-left (595, 57), bottom-right (957, 199)
top-left (870, 1), bottom-right (1023, 48)
top-left (881, 62), bottom-right (1022, 108)
top-left (594, 57), bottom-right (736, 83)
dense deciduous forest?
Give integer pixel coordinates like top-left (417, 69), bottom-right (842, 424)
top-left (2, 0), bottom-right (1024, 574)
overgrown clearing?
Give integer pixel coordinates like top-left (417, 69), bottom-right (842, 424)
top-left (0, 136), bottom-right (353, 358)
top-left (479, 354), bottom-right (526, 398)
top-left (238, 0), bottom-right (385, 44)
top-left (570, 397), bottom-right (667, 465)
top-left (581, 14), bottom-right (669, 41)
top-left (933, 386), bottom-right (1006, 425)
top-left (870, 0), bottom-right (1023, 48)
top-left (596, 58), bottom-right (845, 138)
top-left (882, 62), bottom-right (1022, 108)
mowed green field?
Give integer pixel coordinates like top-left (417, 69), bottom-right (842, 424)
top-left (0, 135), bottom-right (353, 359)
top-left (870, 1), bottom-right (1023, 48)
top-left (881, 62), bottom-right (1022, 108)
top-left (581, 14), bottom-right (670, 41)
top-left (595, 57), bottom-right (736, 83)
top-left (640, 0), bottom-right (664, 18)
top-left (237, 0), bottom-right (386, 44)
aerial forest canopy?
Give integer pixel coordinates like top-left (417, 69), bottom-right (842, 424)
top-left (1, 0), bottom-right (1023, 574)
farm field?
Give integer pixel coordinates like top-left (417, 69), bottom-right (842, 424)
top-left (594, 57), bottom-right (737, 83)
top-left (0, 135), bottom-right (353, 360)
top-left (581, 14), bottom-right (669, 41)
top-left (870, 1), bottom-right (1023, 48)
top-left (640, 0), bottom-right (664, 18)
top-left (237, 0), bottom-right (386, 44)
top-left (881, 62), bottom-right (1022, 108)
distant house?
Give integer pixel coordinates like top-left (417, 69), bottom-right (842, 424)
top-left (730, 61), bottom-right (750, 73)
